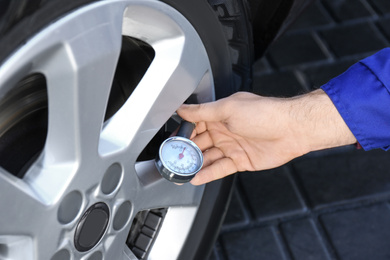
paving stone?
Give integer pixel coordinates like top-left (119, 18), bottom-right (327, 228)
top-left (303, 58), bottom-right (360, 88)
top-left (281, 219), bottom-right (329, 260)
top-left (213, 1), bottom-right (390, 259)
top-left (320, 204), bottom-right (390, 260)
top-left (376, 17), bottom-right (390, 41)
top-left (319, 21), bottom-right (387, 57)
top-left (292, 149), bottom-right (390, 209)
top-left (322, 0), bottom-right (373, 22)
top-left (368, 0), bottom-right (390, 15)
top-left (222, 226), bottom-right (287, 260)
top-left (222, 188), bottom-right (249, 229)
top-left (252, 71), bottom-right (306, 97)
top-left (288, 1), bottom-right (334, 31)
top-left (239, 167), bottom-right (306, 222)
top-left (267, 32), bottom-right (327, 68)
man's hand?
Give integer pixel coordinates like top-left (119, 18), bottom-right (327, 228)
top-left (177, 90), bottom-right (356, 185)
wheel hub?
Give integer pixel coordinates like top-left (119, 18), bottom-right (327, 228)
top-left (74, 202), bottom-right (110, 252)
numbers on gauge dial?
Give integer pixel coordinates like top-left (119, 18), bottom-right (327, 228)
top-left (161, 139), bottom-right (201, 174)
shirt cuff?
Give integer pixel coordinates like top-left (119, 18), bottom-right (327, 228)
top-left (321, 48), bottom-right (390, 151)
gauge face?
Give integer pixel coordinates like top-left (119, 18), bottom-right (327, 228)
top-left (160, 137), bottom-right (203, 175)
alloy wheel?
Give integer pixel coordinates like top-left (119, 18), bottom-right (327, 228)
top-left (0, 1), bottom-right (214, 259)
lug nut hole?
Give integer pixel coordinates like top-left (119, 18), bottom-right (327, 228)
top-left (113, 201), bottom-right (132, 231)
top-left (101, 163), bottom-right (123, 195)
top-left (57, 190), bottom-right (83, 225)
top-left (50, 249), bottom-right (70, 260)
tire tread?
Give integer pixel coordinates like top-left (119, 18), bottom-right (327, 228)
top-left (207, 0), bottom-right (254, 92)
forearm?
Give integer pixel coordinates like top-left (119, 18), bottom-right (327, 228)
top-left (285, 89), bottom-right (357, 153)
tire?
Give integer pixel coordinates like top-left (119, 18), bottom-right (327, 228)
top-left (0, 0), bottom-right (253, 259)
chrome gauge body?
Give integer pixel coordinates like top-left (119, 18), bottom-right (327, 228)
top-left (156, 132), bottom-right (203, 183)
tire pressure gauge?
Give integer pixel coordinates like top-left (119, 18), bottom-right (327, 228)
top-left (155, 120), bottom-right (203, 183)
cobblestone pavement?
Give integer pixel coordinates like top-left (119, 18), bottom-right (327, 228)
top-left (210, 0), bottom-right (390, 259)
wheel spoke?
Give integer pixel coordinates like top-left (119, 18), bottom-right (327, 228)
top-left (23, 155), bottom-right (78, 205)
top-left (0, 235), bottom-right (34, 259)
top-left (0, 3), bottom-right (124, 164)
top-left (0, 170), bottom-right (47, 234)
top-left (15, 6), bottom-right (124, 204)
top-left (134, 161), bottom-right (204, 211)
top-left (148, 207), bottom-right (199, 260)
top-left (41, 21), bottom-right (122, 163)
top-left (100, 4), bottom-right (212, 158)
top-left (99, 38), bottom-right (210, 156)
top-left (0, 170), bottom-right (64, 257)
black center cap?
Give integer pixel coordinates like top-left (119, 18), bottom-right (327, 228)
top-left (74, 202), bottom-right (110, 252)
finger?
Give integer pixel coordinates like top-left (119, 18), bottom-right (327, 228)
top-left (202, 147), bottom-right (224, 167)
top-left (177, 101), bottom-right (227, 123)
top-left (192, 131), bottom-right (214, 151)
top-left (191, 157), bottom-right (238, 186)
top-left (188, 122), bottom-right (207, 139)
top-left (194, 122), bottom-right (207, 135)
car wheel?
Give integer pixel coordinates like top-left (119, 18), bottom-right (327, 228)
top-left (0, 0), bottom-right (253, 259)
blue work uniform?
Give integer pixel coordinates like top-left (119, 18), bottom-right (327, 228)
top-left (321, 48), bottom-right (390, 151)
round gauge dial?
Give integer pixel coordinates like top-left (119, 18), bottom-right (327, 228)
top-left (156, 136), bottom-right (203, 183)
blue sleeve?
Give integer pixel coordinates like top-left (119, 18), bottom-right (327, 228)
top-left (321, 48), bottom-right (390, 151)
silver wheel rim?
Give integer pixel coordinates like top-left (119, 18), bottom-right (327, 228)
top-left (0, 1), bottom-right (214, 259)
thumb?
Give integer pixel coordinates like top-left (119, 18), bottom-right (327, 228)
top-left (177, 101), bottom-right (226, 123)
